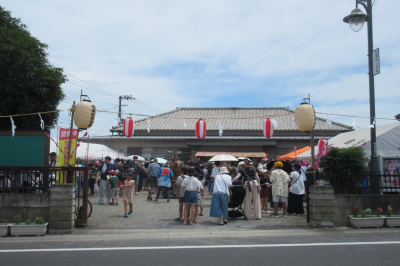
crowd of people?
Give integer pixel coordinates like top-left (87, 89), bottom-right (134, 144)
top-left (84, 155), bottom-right (308, 224)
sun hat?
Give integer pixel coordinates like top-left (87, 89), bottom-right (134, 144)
top-left (219, 167), bottom-right (229, 174)
top-left (238, 162), bottom-right (245, 166)
top-left (125, 172), bottom-right (134, 176)
top-left (257, 166), bottom-right (264, 172)
top-left (261, 169), bottom-right (269, 174)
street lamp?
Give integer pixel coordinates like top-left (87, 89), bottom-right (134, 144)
top-left (343, 0), bottom-right (380, 191)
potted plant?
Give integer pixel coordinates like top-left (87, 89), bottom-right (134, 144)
top-left (10, 215), bottom-right (48, 237)
top-left (348, 207), bottom-right (384, 228)
top-left (0, 219), bottom-right (10, 237)
top-left (381, 205), bottom-right (400, 228)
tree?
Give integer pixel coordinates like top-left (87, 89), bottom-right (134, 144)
top-left (0, 6), bottom-right (66, 130)
top-left (320, 146), bottom-right (369, 186)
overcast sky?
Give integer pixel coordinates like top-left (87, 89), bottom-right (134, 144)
top-left (3, 0), bottom-right (399, 137)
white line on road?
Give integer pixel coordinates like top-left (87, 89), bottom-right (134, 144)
top-left (1, 241), bottom-right (400, 253)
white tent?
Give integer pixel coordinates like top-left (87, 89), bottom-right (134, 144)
top-left (297, 122), bottom-right (400, 160)
top-left (50, 139), bottom-right (130, 160)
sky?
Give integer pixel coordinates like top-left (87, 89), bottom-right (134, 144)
top-left (3, 0), bottom-right (400, 138)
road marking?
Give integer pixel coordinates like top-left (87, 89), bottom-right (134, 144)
top-left (1, 241), bottom-right (400, 253)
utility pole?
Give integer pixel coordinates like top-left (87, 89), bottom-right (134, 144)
top-left (118, 95), bottom-right (133, 124)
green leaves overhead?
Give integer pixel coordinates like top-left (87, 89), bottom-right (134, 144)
top-left (0, 6), bottom-right (66, 129)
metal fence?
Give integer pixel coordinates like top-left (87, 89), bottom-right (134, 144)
top-left (332, 170), bottom-right (400, 195)
top-left (0, 166), bottom-right (87, 194)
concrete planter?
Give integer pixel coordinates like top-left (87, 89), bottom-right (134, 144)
top-left (381, 216), bottom-right (400, 228)
top-left (0, 225), bottom-right (10, 237)
top-left (10, 223), bottom-right (48, 237)
top-left (348, 215), bottom-right (384, 228)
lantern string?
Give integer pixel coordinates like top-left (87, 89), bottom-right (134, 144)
top-left (0, 110), bottom-right (64, 118)
top-left (1, 109), bottom-right (399, 122)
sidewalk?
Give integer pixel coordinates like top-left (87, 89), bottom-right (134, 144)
top-left (85, 190), bottom-right (309, 230)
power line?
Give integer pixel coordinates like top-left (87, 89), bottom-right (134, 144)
top-left (65, 72), bottom-right (165, 113)
top-left (65, 72), bottom-right (119, 97)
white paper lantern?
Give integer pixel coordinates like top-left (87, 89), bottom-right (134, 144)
top-left (295, 104), bottom-right (316, 132)
top-left (74, 99), bottom-right (96, 130)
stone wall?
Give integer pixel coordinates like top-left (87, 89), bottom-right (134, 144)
top-left (0, 184), bottom-right (75, 234)
top-left (334, 194), bottom-right (400, 227)
top-left (0, 194), bottom-right (50, 223)
top-left (309, 185), bottom-right (334, 228)
top-left (49, 184), bottom-right (75, 234)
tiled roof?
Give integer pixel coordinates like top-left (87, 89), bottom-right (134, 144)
top-left (111, 107), bottom-right (352, 132)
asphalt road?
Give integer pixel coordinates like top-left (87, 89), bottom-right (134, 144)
top-left (1, 230), bottom-right (400, 266)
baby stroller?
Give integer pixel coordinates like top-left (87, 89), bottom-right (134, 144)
top-left (228, 185), bottom-right (246, 218)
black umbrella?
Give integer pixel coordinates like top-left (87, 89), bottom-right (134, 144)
top-left (266, 161), bottom-right (292, 175)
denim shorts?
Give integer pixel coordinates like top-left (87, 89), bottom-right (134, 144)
top-left (134, 175), bottom-right (140, 184)
top-left (183, 190), bottom-right (198, 204)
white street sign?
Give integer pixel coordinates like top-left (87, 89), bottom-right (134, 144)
top-left (372, 48), bottom-right (380, 76)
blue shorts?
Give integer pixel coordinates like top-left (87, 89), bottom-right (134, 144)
top-left (183, 190), bottom-right (198, 204)
top-left (134, 175), bottom-right (140, 184)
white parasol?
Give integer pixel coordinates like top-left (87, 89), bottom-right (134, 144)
top-left (127, 155), bottom-right (145, 162)
top-left (209, 154), bottom-right (238, 162)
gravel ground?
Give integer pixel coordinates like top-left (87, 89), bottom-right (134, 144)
top-left (85, 190), bottom-right (309, 230)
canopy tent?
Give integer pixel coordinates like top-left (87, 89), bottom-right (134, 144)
top-left (277, 146), bottom-right (311, 161)
top-left (50, 139), bottom-right (130, 160)
top-left (195, 151), bottom-right (267, 158)
top-left (296, 122), bottom-right (400, 160)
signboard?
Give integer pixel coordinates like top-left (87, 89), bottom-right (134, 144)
top-left (372, 48), bottom-right (380, 76)
top-left (58, 128), bottom-right (79, 183)
top-left (380, 156), bottom-right (400, 193)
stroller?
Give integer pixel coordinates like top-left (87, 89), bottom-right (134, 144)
top-left (228, 184), bottom-right (246, 218)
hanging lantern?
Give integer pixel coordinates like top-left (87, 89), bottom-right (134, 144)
top-left (195, 119), bottom-right (207, 139)
top-left (263, 118), bottom-right (274, 139)
top-left (318, 138), bottom-right (329, 157)
top-left (74, 98), bottom-right (96, 130)
top-left (295, 104), bottom-right (316, 131)
top-left (123, 117), bottom-right (135, 137)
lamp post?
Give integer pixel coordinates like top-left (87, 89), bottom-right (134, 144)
top-left (343, 1), bottom-right (379, 178)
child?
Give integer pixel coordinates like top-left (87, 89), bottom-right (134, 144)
top-left (181, 168), bottom-right (200, 225)
top-left (122, 172), bottom-right (135, 218)
top-left (193, 172), bottom-right (204, 223)
top-left (108, 170), bottom-right (119, 206)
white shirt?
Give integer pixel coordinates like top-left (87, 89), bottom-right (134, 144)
top-left (213, 174), bottom-right (232, 194)
top-left (181, 176), bottom-right (199, 191)
top-left (177, 175), bottom-right (188, 197)
top-left (301, 166), bottom-right (308, 181)
top-left (289, 171), bottom-right (305, 195)
top-left (196, 179), bottom-right (203, 191)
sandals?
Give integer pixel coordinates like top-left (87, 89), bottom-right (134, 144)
top-left (175, 218), bottom-right (182, 221)
top-left (223, 220), bottom-right (228, 224)
top-left (199, 214), bottom-right (204, 216)
top-left (218, 222), bottom-right (224, 225)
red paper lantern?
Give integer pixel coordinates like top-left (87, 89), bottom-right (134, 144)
top-left (123, 117), bottom-right (135, 137)
top-left (318, 138), bottom-right (329, 157)
top-left (195, 119), bottom-right (207, 139)
top-left (263, 118), bottom-right (274, 139)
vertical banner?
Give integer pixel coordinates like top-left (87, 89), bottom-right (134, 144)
top-left (58, 128), bottom-right (79, 183)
